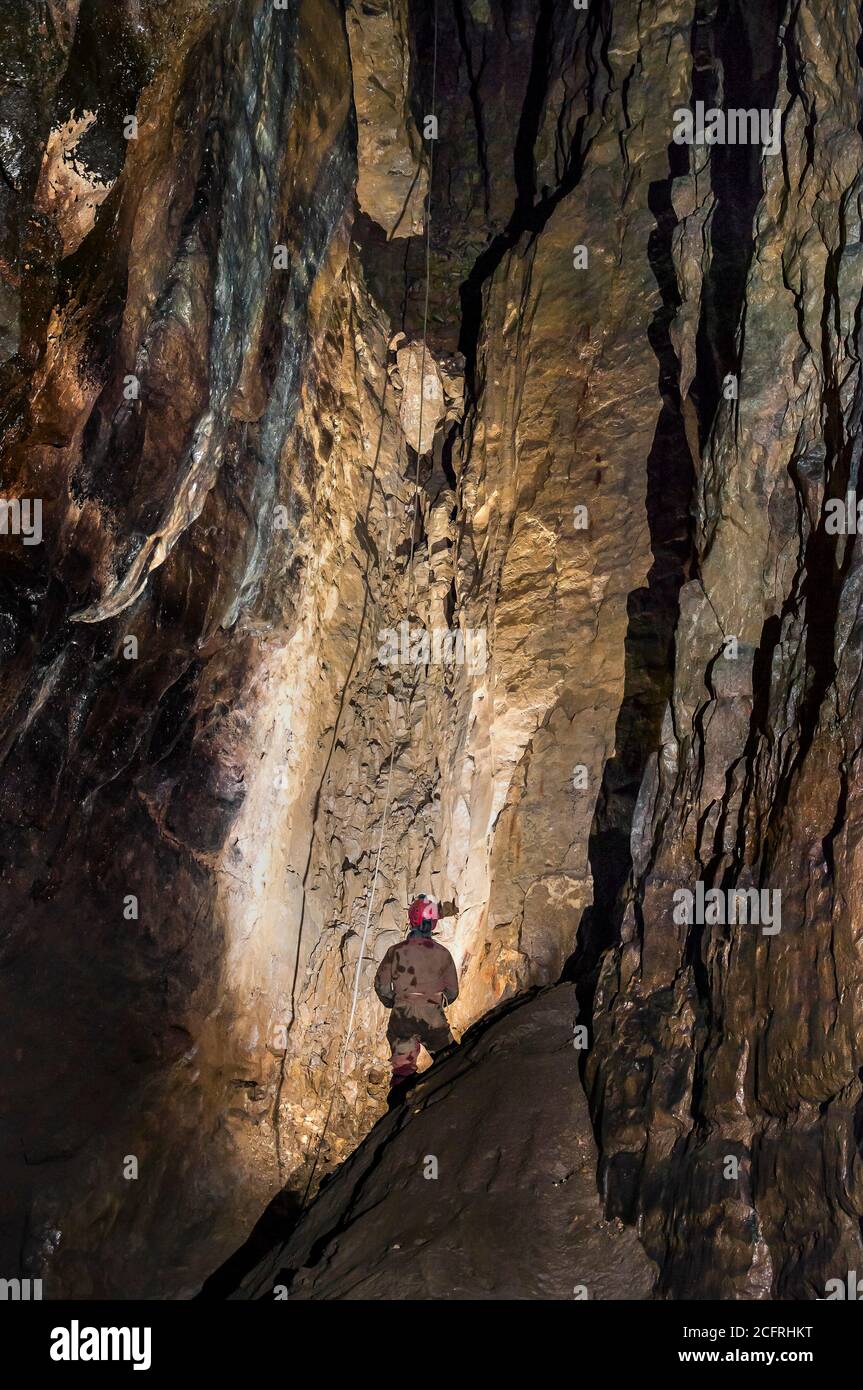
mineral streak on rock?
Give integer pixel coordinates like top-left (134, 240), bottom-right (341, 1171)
top-left (0, 0), bottom-right (861, 1305)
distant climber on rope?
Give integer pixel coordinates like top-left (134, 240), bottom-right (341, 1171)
top-left (374, 894), bottom-right (459, 1106)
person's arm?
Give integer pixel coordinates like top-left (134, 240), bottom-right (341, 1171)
top-left (441, 949), bottom-right (459, 1006)
top-left (374, 946), bottom-right (395, 1007)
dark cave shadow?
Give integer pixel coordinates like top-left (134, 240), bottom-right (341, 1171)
top-left (561, 159), bottom-right (695, 1036)
top-left (195, 1188), bottom-right (303, 1300)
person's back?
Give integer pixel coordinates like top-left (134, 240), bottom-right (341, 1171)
top-left (378, 934), bottom-right (458, 1007)
top-left (374, 894), bottom-right (459, 1102)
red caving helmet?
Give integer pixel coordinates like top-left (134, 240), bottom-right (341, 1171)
top-left (408, 894), bottom-right (440, 931)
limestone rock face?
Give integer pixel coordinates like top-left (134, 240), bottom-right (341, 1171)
top-left (587, 0), bottom-right (863, 1300)
top-left (394, 338), bottom-right (446, 454)
top-left (2, 0), bottom-right (863, 1306)
top-left (346, 0), bottom-right (426, 238)
top-left (0, 0), bottom-right (361, 1298)
top-left (1, 0), bottom-right (668, 1298)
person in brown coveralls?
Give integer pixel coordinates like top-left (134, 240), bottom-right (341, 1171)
top-left (374, 894), bottom-right (459, 1103)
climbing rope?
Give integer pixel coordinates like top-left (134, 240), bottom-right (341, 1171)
top-left (340, 0), bottom-right (439, 1072)
top-left (405, 1), bottom-right (439, 616)
top-left (296, 0), bottom-right (440, 1207)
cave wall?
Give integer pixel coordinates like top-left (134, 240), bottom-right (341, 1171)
top-left (2, 0), bottom-right (862, 1303)
top-left (588, 0), bottom-right (863, 1299)
top-left (1, 0), bottom-right (362, 1297)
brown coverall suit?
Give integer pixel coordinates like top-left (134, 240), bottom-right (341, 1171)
top-left (374, 933), bottom-right (459, 1082)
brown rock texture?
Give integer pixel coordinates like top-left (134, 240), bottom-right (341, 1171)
top-left (587, 0), bottom-right (863, 1300)
top-left (1, 0), bottom-right (862, 1305)
top-left (346, 0), bottom-right (426, 238)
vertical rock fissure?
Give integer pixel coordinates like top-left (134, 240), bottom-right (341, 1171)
top-left (456, 0), bottom-right (601, 402)
top-left (690, 0), bottom-right (785, 447)
top-left (570, 20), bottom-right (700, 1037)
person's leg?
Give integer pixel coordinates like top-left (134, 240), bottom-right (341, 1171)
top-left (389, 1034), bottom-right (421, 1083)
top-left (415, 999), bottom-right (454, 1058)
top-left (386, 1007), bottom-right (422, 1099)
top-left (385, 1036), bottom-right (420, 1109)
